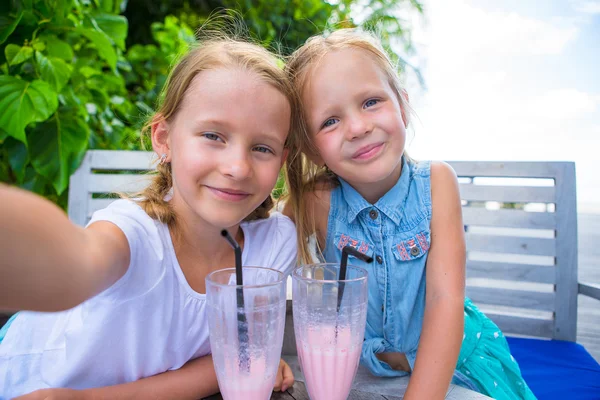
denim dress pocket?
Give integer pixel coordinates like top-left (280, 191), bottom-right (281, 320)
top-left (333, 232), bottom-right (375, 260)
top-left (391, 229), bottom-right (431, 262)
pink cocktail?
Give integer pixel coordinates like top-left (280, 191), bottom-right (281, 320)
top-left (292, 264), bottom-right (368, 400)
top-left (207, 267), bottom-right (286, 400)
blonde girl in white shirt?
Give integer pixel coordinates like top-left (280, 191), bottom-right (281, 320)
top-left (0, 34), bottom-right (300, 400)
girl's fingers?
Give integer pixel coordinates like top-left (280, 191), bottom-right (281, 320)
top-left (280, 359), bottom-right (295, 392)
top-left (273, 361), bottom-right (284, 392)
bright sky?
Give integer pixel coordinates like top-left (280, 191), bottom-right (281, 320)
top-left (399, 0), bottom-right (600, 213)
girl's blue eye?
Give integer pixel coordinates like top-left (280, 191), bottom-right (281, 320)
top-left (254, 146), bottom-right (274, 154)
top-left (322, 118), bottom-right (338, 129)
top-left (364, 99), bottom-right (379, 108)
top-left (202, 132), bottom-right (221, 141)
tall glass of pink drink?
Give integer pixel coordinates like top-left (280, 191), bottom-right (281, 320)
top-left (292, 263), bottom-right (368, 400)
top-left (207, 267), bottom-right (286, 400)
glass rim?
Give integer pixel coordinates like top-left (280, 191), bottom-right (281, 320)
top-left (292, 263), bottom-right (368, 283)
top-left (205, 266), bottom-right (285, 289)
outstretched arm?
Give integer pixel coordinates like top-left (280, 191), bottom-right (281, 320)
top-left (403, 162), bottom-right (466, 400)
top-left (14, 357), bottom-right (294, 400)
top-left (0, 184), bottom-right (130, 311)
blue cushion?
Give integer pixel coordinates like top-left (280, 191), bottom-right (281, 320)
top-left (507, 337), bottom-right (600, 400)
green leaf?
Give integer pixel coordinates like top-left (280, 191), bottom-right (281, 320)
top-left (98, 0), bottom-right (114, 12)
top-left (79, 65), bottom-right (99, 78)
top-left (28, 114), bottom-right (90, 194)
top-left (0, 76), bottom-right (58, 143)
top-left (20, 165), bottom-right (49, 194)
top-left (32, 41), bottom-right (45, 51)
top-left (5, 44), bottom-right (33, 66)
top-left (51, 0), bottom-right (71, 22)
top-left (5, 137), bottom-right (29, 182)
top-left (0, 9), bottom-right (23, 45)
top-left (91, 13), bottom-right (128, 50)
top-left (41, 35), bottom-right (73, 60)
top-left (75, 27), bottom-right (117, 69)
top-left (36, 52), bottom-right (72, 92)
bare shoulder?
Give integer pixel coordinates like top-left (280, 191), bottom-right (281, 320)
top-left (84, 220), bottom-right (131, 285)
top-left (430, 161), bottom-right (458, 186)
top-left (430, 161), bottom-right (460, 202)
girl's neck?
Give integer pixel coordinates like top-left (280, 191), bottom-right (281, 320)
top-left (168, 205), bottom-right (245, 294)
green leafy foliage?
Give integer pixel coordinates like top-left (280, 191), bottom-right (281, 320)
top-left (0, 0), bottom-right (137, 207)
top-left (0, 76), bottom-right (58, 143)
top-left (1, 0), bottom-right (422, 207)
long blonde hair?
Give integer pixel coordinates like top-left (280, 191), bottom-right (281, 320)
top-left (137, 35), bottom-right (300, 227)
top-left (284, 28), bottom-right (412, 264)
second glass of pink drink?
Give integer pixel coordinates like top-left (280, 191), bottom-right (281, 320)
top-left (292, 263), bottom-right (368, 400)
top-left (206, 267), bottom-right (287, 400)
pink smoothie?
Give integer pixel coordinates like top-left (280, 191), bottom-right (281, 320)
top-left (217, 355), bottom-right (276, 400)
top-left (297, 325), bottom-right (361, 400)
top-left (219, 380), bottom-right (273, 400)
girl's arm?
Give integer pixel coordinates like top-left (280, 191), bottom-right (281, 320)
top-left (13, 355), bottom-right (218, 400)
top-left (15, 357), bottom-right (294, 400)
top-left (403, 162), bottom-right (466, 400)
top-left (0, 184), bottom-right (130, 311)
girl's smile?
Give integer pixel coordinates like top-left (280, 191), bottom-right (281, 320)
top-left (205, 185), bottom-right (251, 202)
top-left (351, 142), bottom-right (385, 161)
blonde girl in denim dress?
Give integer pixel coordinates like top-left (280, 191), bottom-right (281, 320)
top-left (283, 28), bottom-right (536, 400)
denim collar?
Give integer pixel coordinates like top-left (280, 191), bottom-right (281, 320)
top-left (338, 156), bottom-right (410, 225)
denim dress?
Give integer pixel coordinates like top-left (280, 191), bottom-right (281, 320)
top-left (322, 157), bottom-right (536, 399)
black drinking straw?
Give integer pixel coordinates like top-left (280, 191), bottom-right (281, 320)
top-left (337, 246), bottom-right (373, 312)
top-left (221, 229), bottom-right (250, 371)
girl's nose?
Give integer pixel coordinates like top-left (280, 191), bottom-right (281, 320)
top-left (221, 152), bottom-right (252, 180)
top-left (346, 114), bottom-right (372, 141)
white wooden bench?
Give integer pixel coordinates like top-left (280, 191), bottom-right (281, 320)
top-left (67, 151), bottom-right (600, 398)
top-left (447, 161), bottom-right (600, 342)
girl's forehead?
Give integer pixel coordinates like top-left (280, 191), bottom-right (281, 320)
top-left (301, 48), bottom-right (388, 98)
top-left (186, 68), bottom-right (263, 98)
top-left (178, 68), bottom-right (287, 115)
top-left (173, 67), bottom-right (291, 138)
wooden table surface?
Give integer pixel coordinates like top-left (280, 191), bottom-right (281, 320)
top-left (203, 356), bottom-right (492, 400)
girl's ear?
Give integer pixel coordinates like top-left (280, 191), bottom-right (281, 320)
top-left (400, 89), bottom-right (410, 129)
top-left (151, 116), bottom-right (170, 162)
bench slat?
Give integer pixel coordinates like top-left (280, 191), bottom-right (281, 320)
top-left (88, 150), bottom-right (155, 170)
top-left (466, 287), bottom-right (555, 312)
top-left (466, 260), bottom-right (555, 284)
top-left (87, 174), bottom-right (152, 194)
top-left (579, 283), bottom-right (600, 301)
top-left (449, 161), bottom-right (564, 178)
top-left (462, 207), bottom-right (556, 229)
top-left (459, 184), bottom-right (555, 203)
top-left (465, 233), bottom-right (556, 256)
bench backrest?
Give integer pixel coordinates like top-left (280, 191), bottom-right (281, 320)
top-left (69, 151), bottom-right (578, 341)
top-left (68, 150), bottom-right (156, 227)
top-left (447, 161), bottom-right (578, 341)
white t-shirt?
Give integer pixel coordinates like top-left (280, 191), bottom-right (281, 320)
top-left (0, 200), bottom-right (297, 398)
